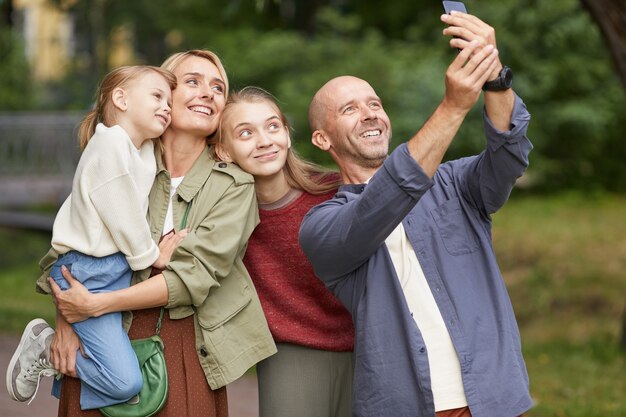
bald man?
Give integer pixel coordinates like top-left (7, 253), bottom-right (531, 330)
top-left (299, 13), bottom-right (532, 417)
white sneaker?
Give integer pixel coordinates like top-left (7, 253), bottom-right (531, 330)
top-left (6, 318), bottom-right (59, 403)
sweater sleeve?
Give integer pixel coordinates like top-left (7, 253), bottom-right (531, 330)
top-left (86, 133), bottom-right (159, 270)
top-left (90, 173), bottom-right (159, 270)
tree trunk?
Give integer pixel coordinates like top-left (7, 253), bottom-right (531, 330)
top-left (580, 0), bottom-right (626, 89)
top-left (1, 0), bottom-right (13, 26)
top-left (581, 2), bottom-right (626, 350)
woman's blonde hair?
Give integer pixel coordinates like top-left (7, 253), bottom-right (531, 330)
top-left (159, 49), bottom-right (229, 151)
top-left (217, 86), bottom-right (341, 194)
top-left (77, 65), bottom-right (176, 150)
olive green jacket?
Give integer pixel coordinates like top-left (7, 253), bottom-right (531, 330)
top-left (37, 145), bottom-right (276, 389)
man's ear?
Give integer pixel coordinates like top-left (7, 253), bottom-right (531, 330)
top-left (215, 143), bottom-right (234, 163)
top-left (112, 87), bottom-right (128, 111)
top-left (311, 130), bottom-right (331, 151)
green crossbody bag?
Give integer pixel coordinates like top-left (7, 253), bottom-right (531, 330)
top-left (100, 202), bottom-right (193, 417)
top-left (99, 308), bottom-right (168, 417)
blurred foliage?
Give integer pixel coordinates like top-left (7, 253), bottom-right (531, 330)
top-left (5, 0), bottom-right (626, 191)
top-left (0, 27), bottom-right (35, 110)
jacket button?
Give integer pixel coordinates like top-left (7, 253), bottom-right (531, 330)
top-left (177, 195), bottom-right (183, 202)
top-left (419, 347), bottom-right (426, 353)
top-left (200, 348), bottom-right (208, 357)
top-left (218, 162), bottom-right (227, 168)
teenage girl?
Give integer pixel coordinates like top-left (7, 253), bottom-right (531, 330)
top-left (216, 86), bottom-right (355, 417)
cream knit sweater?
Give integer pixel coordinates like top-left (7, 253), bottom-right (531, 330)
top-left (51, 123), bottom-right (159, 271)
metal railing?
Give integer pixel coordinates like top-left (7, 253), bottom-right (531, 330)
top-left (0, 112), bottom-right (84, 230)
top-left (0, 112), bottom-right (83, 176)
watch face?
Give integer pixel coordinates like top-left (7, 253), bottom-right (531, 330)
top-left (503, 67), bottom-right (513, 87)
top-left (483, 66), bottom-right (513, 91)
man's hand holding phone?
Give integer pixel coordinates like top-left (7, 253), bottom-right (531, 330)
top-left (443, 1), bottom-right (467, 15)
top-left (440, 1), bottom-right (514, 132)
top-left (441, 2), bottom-right (502, 81)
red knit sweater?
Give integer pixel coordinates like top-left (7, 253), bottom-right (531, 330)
top-left (244, 190), bottom-right (354, 351)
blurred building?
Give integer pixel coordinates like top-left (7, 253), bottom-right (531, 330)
top-left (9, 0), bottom-right (135, 82)
top-left (11, 0), bottom-right (74, 81)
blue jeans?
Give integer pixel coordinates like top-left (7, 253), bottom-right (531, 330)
top-left (50, 251), bottom-right (142, 410)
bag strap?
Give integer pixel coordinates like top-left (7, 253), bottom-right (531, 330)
top-left (156, 306), bottom-right (165, 335)
top-left (155, 199), bottom-right (193, 335)
top-left (180, 199), bottom-right (192, 231)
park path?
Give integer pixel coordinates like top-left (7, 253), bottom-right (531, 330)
top-left (0, 334), bottom-right (259, 417)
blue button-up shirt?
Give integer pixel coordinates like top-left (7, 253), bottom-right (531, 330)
top-left (299, 94), bottom-right (533, 417)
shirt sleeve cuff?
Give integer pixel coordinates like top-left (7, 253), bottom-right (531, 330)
top-left (125, 243), bottom-right (160, 271)
top-left (382, 144), bottom-right (434, 198)
top-left (162, 269), bottom-right (193, 308)
top-left (483, 92), bottom-right (531, 152)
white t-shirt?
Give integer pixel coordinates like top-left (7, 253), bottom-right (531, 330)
top-left (51, 123), bottom-right (158, 271)
top-left (162, 176), bottom-right (184, 235)
top-left (385, 222), bottom-right (468, 411)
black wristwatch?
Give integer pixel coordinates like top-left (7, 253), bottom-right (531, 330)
top-left (482, 65), bottom-right (513, 91)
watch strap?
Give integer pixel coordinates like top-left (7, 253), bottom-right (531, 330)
top-left (483, 65), bottom-right (513, 91)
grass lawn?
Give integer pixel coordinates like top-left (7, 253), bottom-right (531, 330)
top-left (493, 193), bottom-right (626, 416)
top-left (1, 193), bottom-right (624, 415)
top-left (0, 229), bottom-right (55, 333)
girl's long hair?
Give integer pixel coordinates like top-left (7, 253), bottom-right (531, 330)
top-left (77, 65), bottom-right (176, 150)
top-left (217, 86), bottom-right (341, 194)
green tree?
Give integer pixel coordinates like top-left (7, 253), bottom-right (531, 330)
top-left (0, 28), bottom-right (34, 110)
top-left (24, 0), bottom-right (626, 192)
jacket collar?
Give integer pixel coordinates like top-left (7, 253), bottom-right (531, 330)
top-left (155, 144), bottom-right (216, 203)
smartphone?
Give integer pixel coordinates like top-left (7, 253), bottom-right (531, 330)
top-left (442, 1), bottom-right (467, 51)
top-left (442, 1), bottom-right (467, 14)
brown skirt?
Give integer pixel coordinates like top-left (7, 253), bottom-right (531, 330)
top-left (57, 308), bottom-right (228, 417)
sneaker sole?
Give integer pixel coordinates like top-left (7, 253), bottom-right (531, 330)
top-left (5, 318), bottom-right (49, 401)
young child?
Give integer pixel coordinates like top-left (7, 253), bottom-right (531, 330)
top-left (6, 65), bottom-right (178, 409)
top-left (215, 87), bottom-right (355, 417)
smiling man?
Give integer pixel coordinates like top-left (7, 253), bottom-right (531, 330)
top-left (300, 12), bottom-right (533, 417)
top-left (309, 76), bottom-right (392, 180)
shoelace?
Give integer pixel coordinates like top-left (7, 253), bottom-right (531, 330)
top-left (23, 358), bottom-right (58, 405)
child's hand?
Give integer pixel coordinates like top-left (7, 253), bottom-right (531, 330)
top-left (153, 228), bottom-right (189, 269)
